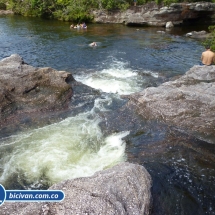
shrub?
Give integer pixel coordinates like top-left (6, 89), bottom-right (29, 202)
top-left (0, 2), bottom-right (6, 10)
top-left (202, 25), bottom-right (215, 52)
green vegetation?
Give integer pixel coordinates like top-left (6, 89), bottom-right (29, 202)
top-left (202, 25), bottom-right (215, 52)
top-left (1, 0), bottom-right (215, 23)
top-left (0, 2), bottom-right (6, 10)
top-left (0, 0), bottom-right (132, 21)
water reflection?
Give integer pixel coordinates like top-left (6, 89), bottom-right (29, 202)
top-left (98, 105), bottom-right (215, 215)
top-left (0, 15), bottom-right (203, 74)
top-left (0, 15), bottom-right (214, 214)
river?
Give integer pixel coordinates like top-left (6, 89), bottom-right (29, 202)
top-left (0, 15), bottom-right (214, 215)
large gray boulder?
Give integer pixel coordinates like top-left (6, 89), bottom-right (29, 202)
top-left (128, 65), bottom-right (215, 137)
top-left (0, 54), bottom-right (73, 127)
top-left (0, 162), bottom-right (152, 215)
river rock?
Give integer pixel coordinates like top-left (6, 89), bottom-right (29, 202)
top-left (165, 21), bottom-right (174, 28)
top-left (91, 2), bottom-right (215, 26)
top-left (127, 65), bottom-right (215, 137)
top-left (0, 10), bottom-right (13, 15)
top-left (185, 30), bottom-right (211, 39)
top-left (0, 162), bottom-right (152, 215)
top-left (0, 54), bottom-right (73, 127)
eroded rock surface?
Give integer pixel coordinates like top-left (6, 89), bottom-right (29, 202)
top-left (128, 65), bottom-right (215, 137)
top-left (92, 2), bottom-right (215, 26)
top-left (0, 162), bottom-right (152, 215)
top-left (0, 54), bottom-right (73, 127)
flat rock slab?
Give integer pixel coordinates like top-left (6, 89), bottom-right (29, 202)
top-left (128, 65), bottom-right (215, 137)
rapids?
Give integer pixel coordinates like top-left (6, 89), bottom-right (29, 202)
top-left (0, 15), bottom-right (214, 214)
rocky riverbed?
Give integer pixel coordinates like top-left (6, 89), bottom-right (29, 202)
top-left (0, 55), bottom-right (154, 214)
top-left (1, 54), bottom-right (215, 214)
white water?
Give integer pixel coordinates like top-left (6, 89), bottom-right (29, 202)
top-left (75, 59), bottom-right (158, 95)
top-left (0, 57), bottom-right (157, 188)
top-left (0, 110), bottom-right (129, 187)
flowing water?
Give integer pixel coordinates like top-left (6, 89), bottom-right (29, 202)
top-left (0, 15), bottom-right (215, 214)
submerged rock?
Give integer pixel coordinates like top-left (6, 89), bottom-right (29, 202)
top-left (0, 54), bottom-right (73, 128)
top-left (128, 65), bottom-right (215, 138)
top-left (0, 162), bottom-right (152, 215)
top-left (185, 30), bottom-right (210, 39)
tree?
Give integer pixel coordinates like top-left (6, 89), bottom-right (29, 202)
top-left (202, 26), bottom-right (215, 52)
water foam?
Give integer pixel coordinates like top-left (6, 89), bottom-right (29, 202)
top-left (75, 59), bottom-right (143, 95)
top-left (0, 111), bottom-right (129, 188)
top-left (75, 58), bottom-right (160, 95)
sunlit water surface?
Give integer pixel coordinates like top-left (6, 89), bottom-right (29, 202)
top-left (0, 15), bottom-right (214, 215)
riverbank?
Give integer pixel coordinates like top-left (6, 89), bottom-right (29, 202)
top-left (0, 9), bottom-right (13, 15)
top-left (1, 2), bottom-right (215, 27)
top-left (92, 2), bottom-right (215, 27)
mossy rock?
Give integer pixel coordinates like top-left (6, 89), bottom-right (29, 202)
top-left (0, 2), bottom-right (6, 10)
